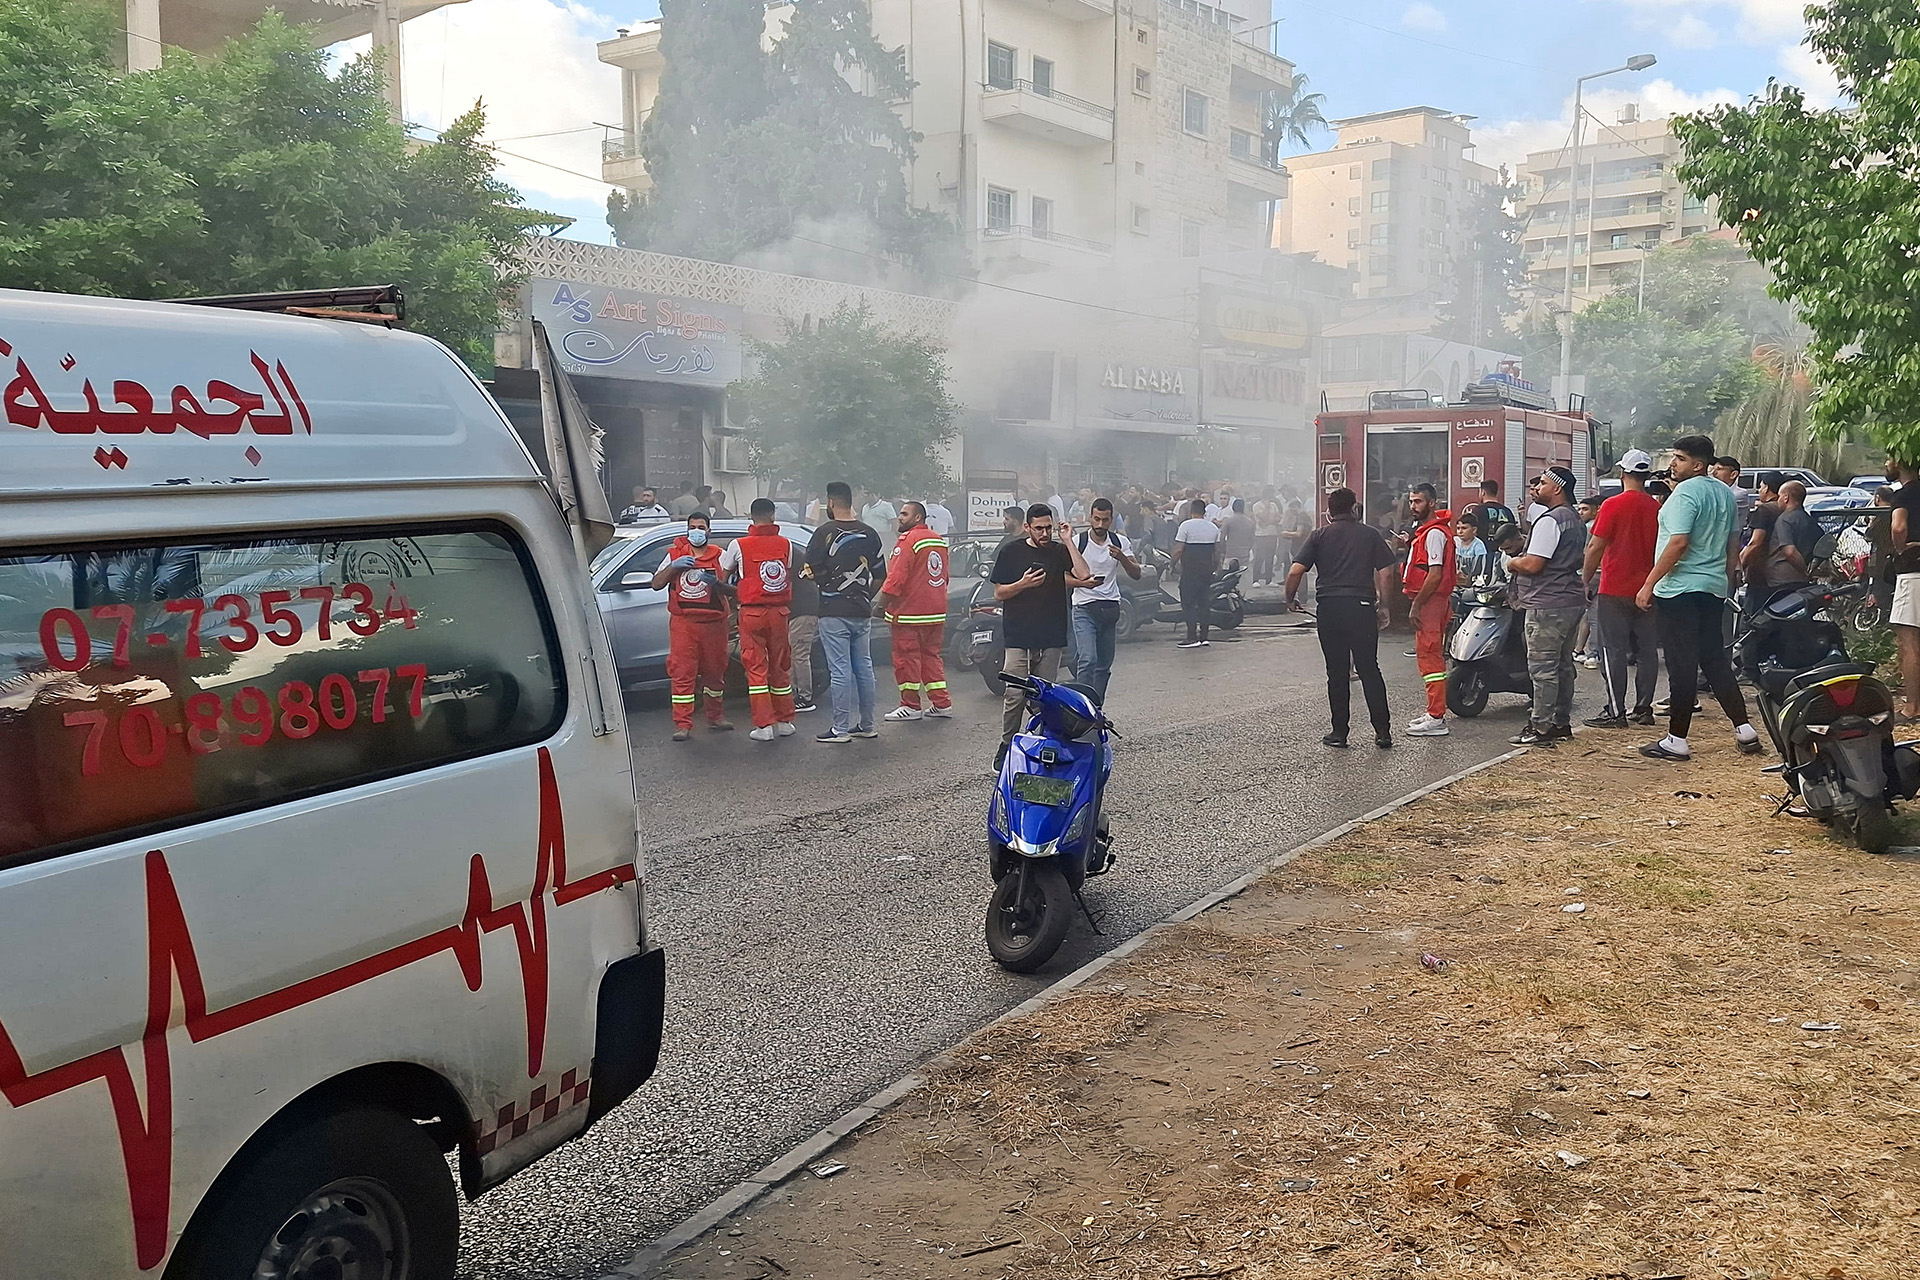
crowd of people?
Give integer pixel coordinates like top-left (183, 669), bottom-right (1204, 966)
top-left (1280, 436), bottom-right (1883, 760)
top-left (639, 441), bottom-right (1907, 767)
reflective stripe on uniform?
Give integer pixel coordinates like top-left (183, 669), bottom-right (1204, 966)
top-left (897, 681), bottom-right (923, 691)
top-left (747, 685), bottom-right (770, 694)
top-left (888, 613), bottom-right (946, 624)
top-left (671, 695), bottom-right (695, 703)
top-left (703, 688), bottom-right (725, 698)
top-left (770, 686), bottom-right (792, 696)
top-left (1423, 672), bottom-right (1446, 683)
top-left (926, 681), bottom-right (947, 691)
top-left (911, 537), bottom-right (944, 553)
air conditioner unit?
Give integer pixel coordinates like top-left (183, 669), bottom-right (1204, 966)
top-left (715, 435), bottom-right (753, 473)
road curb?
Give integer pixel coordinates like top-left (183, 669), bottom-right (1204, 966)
top-left (605, 745), bottom-right (1527, 1279)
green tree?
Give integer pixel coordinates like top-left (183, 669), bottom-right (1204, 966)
top-left (0, 0), bottom-right (561, 369)
top-left (1673, 0), bottom-right (1920, 456)
top-left (609, 0), bottom-right (956, 281)
top-left (729, 303), bottom-right (959, 498)
top-left (1431, 166), bottom-right (1525, 349)
top-left (606, 0), bottom-right (772, 260)
top-left (1262, 72), bottom-right (1328, 164)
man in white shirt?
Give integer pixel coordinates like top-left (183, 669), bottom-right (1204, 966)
top-left (860, 492), bottom-right (897, 528)
top-left (1172, 498), bottom-right (1223, 648)
top-left (619, 486), bottom-right (670, 524)
top-left (923, 499), bottom-right (954, 538)
top-left (1070, 498), bottom-right (1141, 701)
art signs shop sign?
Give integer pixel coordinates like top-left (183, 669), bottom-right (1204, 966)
top-left (530, 280), bottom-right (744, 388)
top-left (1078, 361), bottom-right (1200, 435)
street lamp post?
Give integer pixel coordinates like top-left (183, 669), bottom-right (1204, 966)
top-left (1557, 54), bottom-right (1657, 408)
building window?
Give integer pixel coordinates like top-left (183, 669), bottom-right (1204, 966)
top-left (1609, 232), bottom-right (1628, 249)
top-left (1134, 161), bottom-right (1146, 176)
top-left (1181, 218), bottom-right (1202, 257)
top-left (1031, 56), bottom-right (1054, 96)
top-left (1349, 164), bottom-right (1361, 179)
top-left (1369, 254), bottom-right (1391, 274)
top-left (1369, 223), bottom-right (1388, 245)
top-left (1131, 203), bottom-right (1151, 234)
top-left (1134, 66), bottom-right (1152, 95)
top-left (1032, 196), bottom-right (1053, 238)
top-left (986, 41), bottom-right (1016, 89)
top-left (1572, 267), bottom-right (1587, 288)
top-left (1371, 158), bottom-right (1390, 180)
top-left (1347, 228), bottom-right (1361, 248)
top-left (1371, 190), bottom-right (1390, 213)
top-left (1230, 129), bottom-right (1257, 161)
top-left (1346, 259), bottom-right (1360, 274)
top-left (986, 186), bottom-right (1014, 232)
top-left (1183, 89), bottom-right (1209, 136)
top-left (1347, 196), bottom-right (1361, 216)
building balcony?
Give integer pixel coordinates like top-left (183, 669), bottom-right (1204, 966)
top-left (1226, 152), bottom-right (1290, 199)
top-left (977, 224), bottom-right (1113, 273)
top-left (979, 80), bottom-right (1114, 146)
top-left (1229, 34), bottom-right (1295, 94)
top-left (597, 21), bottom-right (663, 72)
top-left (601, 129), bottom-right (650, 191)
top-left (1000, 0), bottom-right (1113, 21)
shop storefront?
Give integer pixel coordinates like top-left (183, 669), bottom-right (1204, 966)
top-left (1196, 285), bottom-right (1318, 488)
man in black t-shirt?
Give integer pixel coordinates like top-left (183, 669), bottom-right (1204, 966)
top-left (804, 481), bottom-right (886, 742)
top-left (991, 504), bottom-right (1093, 758)
top-left (1286, 487), bottom-right (1397, 749)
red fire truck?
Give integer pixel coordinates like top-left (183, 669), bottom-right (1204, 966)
top-left (1314, 376), bottom-right (1600, 526)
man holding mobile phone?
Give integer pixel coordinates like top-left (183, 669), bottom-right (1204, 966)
top-left (991, 503), bottom-right (1094, 764)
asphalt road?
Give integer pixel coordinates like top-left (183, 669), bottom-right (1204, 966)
top-left (455, 621), bottom-right (1531, 1280)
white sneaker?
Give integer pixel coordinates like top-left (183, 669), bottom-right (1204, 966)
top-left (748, 726), bottom-right (775, 742)
top-left (924, 706), bottom-right (954, 718)
top-left (1406, 714), bottom-right (1450, 737)
top-left (884, 705), bottom-right (924, 721)
top-left (774, 721), bottom-right (796, 737)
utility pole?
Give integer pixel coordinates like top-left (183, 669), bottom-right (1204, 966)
top-left (1558, 56), bottom-right (1656, 408)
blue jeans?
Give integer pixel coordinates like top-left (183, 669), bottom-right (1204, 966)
top-left (1071, 602), bottom-right (1120, 703)
top-left (818, 615), bottom-right (876, 733)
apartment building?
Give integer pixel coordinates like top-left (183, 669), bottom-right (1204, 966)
top-left (1278, 107), bottom-right (1496, 318)
top-left (1514, 106), bottom-right (1722, 309)
top-left (595, 0), bottom-right (1333, 493)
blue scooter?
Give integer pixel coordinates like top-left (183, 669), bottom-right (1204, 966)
top-left (987, 674), bottom-right (1118, 972)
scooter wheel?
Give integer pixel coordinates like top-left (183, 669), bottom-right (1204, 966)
top-left (1852, 803), bottom-right (1897, 855)
top-left (1446, 665), bottom-right (1490, 718)
top-left (985, 862), bottom-right (1074, 972)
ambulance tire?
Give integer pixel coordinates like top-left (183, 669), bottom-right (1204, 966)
top-left (166, 1105), bottom-right (458, 1280)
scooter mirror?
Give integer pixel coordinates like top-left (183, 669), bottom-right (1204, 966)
top-left (978, 563), bottom-right (992, 580)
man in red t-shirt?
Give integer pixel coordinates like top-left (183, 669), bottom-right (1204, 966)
top-left (1581, 450), bottom-right (1662, 728)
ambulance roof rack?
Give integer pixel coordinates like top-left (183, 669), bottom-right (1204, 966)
top-left (172, 285), bottom-right (405, 327)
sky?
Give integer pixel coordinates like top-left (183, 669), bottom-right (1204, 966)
top-left (332, 0), bottom-right (1842, 246)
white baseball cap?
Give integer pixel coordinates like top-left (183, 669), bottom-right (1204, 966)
top-left (1619, 449), bottom-right (1655, 474)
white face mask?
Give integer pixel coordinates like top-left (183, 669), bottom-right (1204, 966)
top-left (687, 528), bottom-right (709, 547)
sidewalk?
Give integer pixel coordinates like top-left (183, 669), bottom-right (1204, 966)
top-left (652, 736), bottom-right (1920, 1280)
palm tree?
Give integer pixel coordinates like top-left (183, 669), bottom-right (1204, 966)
top-left (1716, 341), bottom-right (1863, 479)
top-left (1262, 74), bottom-right (1328, 165)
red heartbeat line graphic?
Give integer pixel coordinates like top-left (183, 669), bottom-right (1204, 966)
top-left (94, 446), bottom-right (129, 469)
top-left (0, 747), bottom-right (636, 1270)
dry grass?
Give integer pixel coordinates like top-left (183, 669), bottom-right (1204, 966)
top-left (662, 740), bottom-right (1920, 1280)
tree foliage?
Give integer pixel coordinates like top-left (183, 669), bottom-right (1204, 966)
top-left (0, 0), bottom-right (560, 370)
top-left (1673, 0), bottom-right (1920, 457)
top-left (1262, 73), bottom-right (1328, 164)
top-left (1431, 165), bottom-right (1526, 349)
top-left (1562, 239), bottom-right (1765, 446)
top-left (609, 0), bottom-right (956, 281)
top-left (729, 304), bottom-right (959, 498)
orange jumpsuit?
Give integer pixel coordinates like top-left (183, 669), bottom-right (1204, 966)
top-left (1403, 513), bottom-right (1458, 720)
top-left (664, 537), bottom-right (729, 730)
top-left (728, 528), bottom-right (796, 728)
top-left (882, 526), bottom-right (951, 711)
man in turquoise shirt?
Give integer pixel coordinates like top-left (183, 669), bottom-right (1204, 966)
top-left (1635, 433), bottom-right (1763, 761)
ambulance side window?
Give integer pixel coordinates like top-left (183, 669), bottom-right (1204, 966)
top-left (0, 522), bottom-right (566, 868)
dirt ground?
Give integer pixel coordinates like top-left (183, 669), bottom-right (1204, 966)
top-left (655, 733), bottom-right (1920, 1280)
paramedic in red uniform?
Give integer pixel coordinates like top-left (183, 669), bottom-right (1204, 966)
top-left (721, 498), bottom-right (798, 742)
top-left (1402, 483), bottom-right (1457, 738)
top-left (651, 510), bottom-right (734, 741)
top-left (878, 501), bottom-right (954, 721)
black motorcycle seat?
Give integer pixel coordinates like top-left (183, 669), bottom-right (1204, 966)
top-left (1062, 680), bottom-right (1105, 707)
top-left (1766, 660), bottom-right (1878, 700)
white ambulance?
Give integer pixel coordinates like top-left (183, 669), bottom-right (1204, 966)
top-left (0, 288), bottom-right (664, 1278)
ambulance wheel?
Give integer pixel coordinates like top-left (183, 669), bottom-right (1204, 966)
top-left (166, 1106), bottom-right (458, 1280)
top-left (985, 862), bottom-right (1073, 973)
top-left (1446, 665), bottom-right (1490, 718)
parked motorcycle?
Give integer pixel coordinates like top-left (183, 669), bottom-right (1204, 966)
top-left (1148, 557), bottom-right (1247, 633)
top-left (1445, 580), bottom-right (1532, 716)
top-left (986, 673), bottom-right (1118, 972)
top-left (1738, 583), bottom-right (1920, 853)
